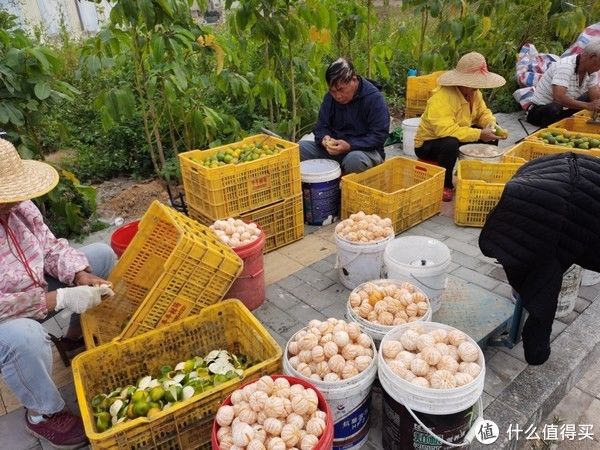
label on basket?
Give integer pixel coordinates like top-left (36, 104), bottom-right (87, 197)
top-left (251, 175), bottom-right (269, 192)
top-left (156, 298), bottom-right (195, 326)
top-left (332, 394), bottom-right (371, 450)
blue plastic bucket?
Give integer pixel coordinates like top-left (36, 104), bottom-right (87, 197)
top-left (301, 159), bottom-right (342, 225)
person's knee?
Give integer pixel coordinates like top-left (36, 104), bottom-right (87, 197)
top-left (82, 242), bottom-right (117, 279)
top-left (440, 137), bottom-right (461, 152)
top-left (342, 152), bottom-right (374, 173)
top-left (0, 319), bottom-right (49, 357)
top-left (546, 103), bottom-right (563, 117)
top-left (299, 140), bottom-right (317, 161)
top-left (527, 103), bottom-right (563, 127)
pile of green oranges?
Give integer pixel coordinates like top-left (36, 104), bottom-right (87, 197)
top-left (198, 143), bottom-right (281, 168)
top-left (90, 350), bottom-right (250, 432)
top-left (533, 130), bottom-right (600, 150)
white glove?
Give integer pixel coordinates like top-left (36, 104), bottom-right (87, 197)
top-left (55, 285), bottom-right (115, 314)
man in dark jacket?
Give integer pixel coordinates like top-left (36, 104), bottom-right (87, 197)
top-left (479, 152), bottom-right (600, 365)
top-left (300, 58), bottom-right (390, 173)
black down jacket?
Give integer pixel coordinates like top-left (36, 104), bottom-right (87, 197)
top-left (479, 152), bottom-right (600, 364)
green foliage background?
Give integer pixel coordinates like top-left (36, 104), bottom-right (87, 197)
top-left (1, 0), bottom-right (599, 236)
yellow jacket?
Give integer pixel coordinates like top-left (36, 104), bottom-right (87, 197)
top-left (414, 86), bottom-right (495, 148)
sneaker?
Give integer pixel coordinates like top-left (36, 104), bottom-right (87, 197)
top-left (25, 409), bottom-right (88, 449)
top-left (442, 187), bottom-right (454, 202)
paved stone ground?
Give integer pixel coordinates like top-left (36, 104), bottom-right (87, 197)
top-left (255, 217), bottom-right (600, 450)
top-left (2, 111), bottom-right (600, 449)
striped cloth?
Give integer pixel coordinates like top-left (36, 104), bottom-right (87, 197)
top-left (513, 22), bottom-right (600, 110)
top-left (530, 55), bottom-right (598, 106)
top-left (0, 201), bottom-right (89, 322)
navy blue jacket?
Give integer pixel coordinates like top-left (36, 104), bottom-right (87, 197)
top-left (314, 77), bottom-right (390, 159)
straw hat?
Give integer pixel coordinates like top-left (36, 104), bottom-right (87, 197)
top-left (438, 52), bottom-right (506, 89)
top-left (0, 138), bottom-right (59, 203)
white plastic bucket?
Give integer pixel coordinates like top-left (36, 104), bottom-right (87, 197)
top-left (581, 269), bottom-right (600, 286)
top-left (556, 264), bottom-right (583, 318)
top-left (283, 331), bottom-right (378, 450)
top-left (301, 159), bottom-right (342, 226)
top-left (335, 233), bottom-right (393, 290)
top-left (383, 236), bottom-right (451, 313)
top-left (346, 279), bottom-right (432, 346)
top-left (458, 143), bottom-right (505, 162)
top-left (378, 322), bottom-right (486, 448)
top-left (402, 118), bottom-right (421, 156)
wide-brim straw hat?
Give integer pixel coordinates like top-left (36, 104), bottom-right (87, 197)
top-left (438, 52), bottom-right (506, 89)
top-left (0, 138), bottom-right (59, 203)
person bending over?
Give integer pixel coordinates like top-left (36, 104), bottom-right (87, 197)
top-left (527, 39), bottom-right (600, 128)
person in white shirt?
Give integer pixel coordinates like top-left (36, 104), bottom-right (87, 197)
top-left (527, 39), bottom-right (600, 127)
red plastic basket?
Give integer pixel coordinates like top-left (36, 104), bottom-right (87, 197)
top-left (211, 374), bottom-right (334, 449)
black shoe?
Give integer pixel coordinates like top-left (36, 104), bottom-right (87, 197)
top-left (49, 335), bottom-right (85, 367)
top-left (57, 336), bottom-right (85, 353)
top-left (522, 315), bottom-right (552, 365)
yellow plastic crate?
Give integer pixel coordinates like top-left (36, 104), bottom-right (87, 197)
top-left (549, 117), bottom-right (600, 135)
top-left (525, 127), bottom-right (600, 150)
top-left (405, 71), bottom-right (445, 118)
top-left (502, 140), bottom-right (600, 163)
top-left (574, 110), bottom-right (592, 118)
top-left (189, 194), bottom-right (305, 253)
top-left (73, 299), bottom-right (282, 450)
top-left (180, 134), bottom-right (301, 218)
top-left (341, 157), bottom-right (445, 234)
top-left (454, 160), bottom-right (523, 227)
top-left (81, 201), bottom-right (243, 348)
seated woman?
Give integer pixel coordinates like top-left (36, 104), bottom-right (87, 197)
top-left (414, 52), bottom-right (507, 201)
top-left (0, 139), bottom-right (117, 449)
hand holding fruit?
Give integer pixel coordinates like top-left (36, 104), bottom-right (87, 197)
top-left (323, 136), bottom-right (350, 155)
top-left (494, 125), bottom-right (508, 139)
top-left (55, 284), bottom-right (114, 314)
top-left (589, 99), bottom-right (600, 112)
top-left (480, 127), bottom-right (499, 143)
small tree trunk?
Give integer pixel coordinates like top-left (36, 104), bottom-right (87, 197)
top-left (418, 8), bottom-right (429, 71)
top-left (367, 0), bottom-right (372, 78)
top-left (164, 95), bottom-right (179, 156)
top-left (286, 3), bottom-right (297, 143)
top-left (130, 27), bottom-right (160, 175)
top-left (148, 100), bottom-right (167, 169)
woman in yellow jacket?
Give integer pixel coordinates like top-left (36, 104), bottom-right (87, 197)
top-left (415, 52), bottom-right (507, 201)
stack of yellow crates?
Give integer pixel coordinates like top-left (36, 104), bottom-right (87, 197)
top-left (405, 71), bottom-right (446, 118)
top-left (76, 202), bottom-right (283, 448)
top-left (179, 134), bottom-right (304, 252)
top-left (81, 200), bottom-right (244, 348)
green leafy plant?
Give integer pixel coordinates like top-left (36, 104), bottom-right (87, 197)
top-left (401, 0), bottom-right (595, 113)
top-left (0, 12), bottom-right (78, 157)
top-left (35, 170), bottom-right (102, 240)
top-left (82, 0), bottom-right (240, 178)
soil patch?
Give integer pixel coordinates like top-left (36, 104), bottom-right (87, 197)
top-left (96, 178), bottom-right (171, 222)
